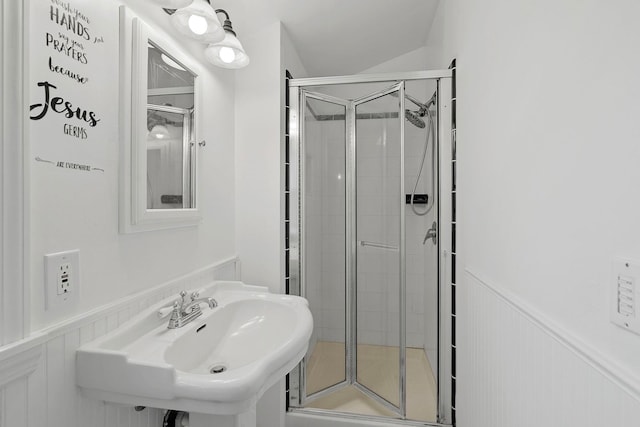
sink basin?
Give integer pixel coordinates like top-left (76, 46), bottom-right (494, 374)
top-left (76, 281), bottom-right (313, 415)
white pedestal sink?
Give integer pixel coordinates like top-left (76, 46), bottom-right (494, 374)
top-left (76, 281), bottom-right (313, 427)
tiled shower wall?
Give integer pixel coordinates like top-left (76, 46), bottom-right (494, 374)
top-left (0, 258), bottom-right (238, 427)
top-left (352, 112), bottom-right (437, 350)
top-left (405, 112), bottom-right (438, 354)
top-left (355, 114), bottom-right (403, 347)
top-left (304, 116), bottom-right (346, 347)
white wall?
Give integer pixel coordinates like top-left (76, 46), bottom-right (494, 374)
top-left (234, 22), bottom-right (308, 427)
top-left (235, 22), bottom-right (307, 294)
top-left (357, 46), bottom-right (429, 74)
top-left (281, 26), bottom-right (309, 81)
top-left (28, 0), bottom-right (236, 331)
top-left (427, 0), bottom-right (640, 423)
top-left (235, 22), bottom-right (282, 293)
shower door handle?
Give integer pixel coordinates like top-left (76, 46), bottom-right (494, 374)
top-left (358, 240), bottom-right (399, 251)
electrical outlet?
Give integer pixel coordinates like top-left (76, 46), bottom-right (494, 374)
top-left (57, 262), bottom-right (72, 295)
top-left (45, 250), bottom-right (79, 309)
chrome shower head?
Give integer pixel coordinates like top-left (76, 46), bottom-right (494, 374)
top-left (405, 109), bottom-right (426, 128)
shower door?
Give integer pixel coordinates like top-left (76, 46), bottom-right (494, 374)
top-left (292, 82), bottom-right (407, 417)
top-left (353, 84), bottom-right (406, 416)
top-left (300, 91), bottom-right (350, 399)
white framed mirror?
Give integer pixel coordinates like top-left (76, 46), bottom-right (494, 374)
top-left (119, 6), bottom-right (202, 233)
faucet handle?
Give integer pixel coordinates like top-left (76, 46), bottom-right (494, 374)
top-left (177, 290), bottom-right (190, 307)
top-left (158, 301), bottom-right (181, 319)
top-left (190, 290), bottom-right (200, 300)
top-left (157, 306), bottom-right (173, 319)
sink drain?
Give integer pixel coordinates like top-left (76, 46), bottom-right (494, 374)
top-left (210, 364), bottom-right (227, 374)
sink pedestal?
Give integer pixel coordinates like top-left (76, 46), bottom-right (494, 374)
top-left (189, 407), bottom-right (257, 427)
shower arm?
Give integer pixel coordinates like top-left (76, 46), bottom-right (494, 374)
top-left (404, 92), bottom-right (426, 109)
top-left (401, 91), bottom-right (436, 116)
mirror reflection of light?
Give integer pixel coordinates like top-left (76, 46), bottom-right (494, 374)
top-left (337, 174), bottom-right (342, 180)
top-left (160, 54), bottom-right (185, 71)
top-left (150, 124), bottom-right (170, 140)
top-left (188, 14), bottom-right (208, 35)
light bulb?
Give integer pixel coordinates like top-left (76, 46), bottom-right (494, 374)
top-left (188, 15), bottom-right (208, 35)
top-left (219, 47), bottom-right (236, 64)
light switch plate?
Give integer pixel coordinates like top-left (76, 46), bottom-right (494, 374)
top-left (44, 249), bottom-right (79, 310)
top-left (611, 258), bottom-right (640, 336)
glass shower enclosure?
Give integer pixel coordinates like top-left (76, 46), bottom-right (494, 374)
top-left (287, 71), bottom-right (453, 425)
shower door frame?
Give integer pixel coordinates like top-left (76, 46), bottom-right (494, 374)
top-left (287, 70), bottom-right (454, 426)
top-left (297, 82), bottom-right (408, 416)
top-left (350, 82), bottom-right (407, 417)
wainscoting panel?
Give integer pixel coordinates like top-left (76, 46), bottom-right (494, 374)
top-left (0, 258), bottom-right (238, 427)
top-left (460, 270), bottom-right (640, 427)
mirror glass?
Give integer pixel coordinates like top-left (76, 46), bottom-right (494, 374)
top-left (119, 9), bottom-right (202, 233)
top-left (146, 43), bottom-right (195, 209)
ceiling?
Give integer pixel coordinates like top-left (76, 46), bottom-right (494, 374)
top-left (212, 0), bottom-right (441, 76)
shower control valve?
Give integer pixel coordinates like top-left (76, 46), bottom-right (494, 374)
top-left (424, 221), bottom-right (437, 245)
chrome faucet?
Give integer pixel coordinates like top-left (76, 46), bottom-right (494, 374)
top-left (158, 290), bottom-right (218, 329)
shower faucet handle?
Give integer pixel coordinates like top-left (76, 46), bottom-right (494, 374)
top-left (424, 221), bottom-right (437, 245)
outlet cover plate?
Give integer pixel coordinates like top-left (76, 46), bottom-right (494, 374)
top-left (44, 249), bottom-right (79, 310)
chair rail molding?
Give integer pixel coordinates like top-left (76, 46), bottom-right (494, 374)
top-left (0, 336), bottom-right (44, 388)
top-left (465, 269), bottom-right (640, 403)
top-left (1, 0), bottom-right (30, 345)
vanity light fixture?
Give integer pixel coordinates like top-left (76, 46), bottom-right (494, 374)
top-left (204, 9), bottom-right (250, 69)
top-left (168, 0), bottom-right (226, 43)
top-left (159, 0), bottom-right (249, 69)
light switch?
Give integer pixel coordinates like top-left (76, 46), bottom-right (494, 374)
top-left (611, 258), bottom-right (640, 335)
top-left (617, 275), bottom-right (635, 316)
